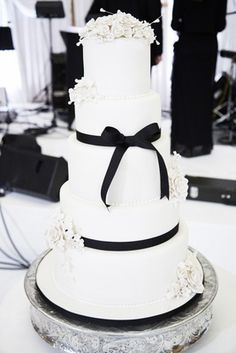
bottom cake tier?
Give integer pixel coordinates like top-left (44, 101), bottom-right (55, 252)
top-left (36, 225), bottom-right (204, 321)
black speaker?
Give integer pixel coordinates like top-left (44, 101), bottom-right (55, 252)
top-left (0, 27), bottom-right (14, 50)
top-left (186, 175), bottom-right (236, 206)
top-left (0, 147), bottom-right (68, 201)
top-left (35, 1), bottom-right (65, 18)
top-left (1, 133), bottom-right (42, 153)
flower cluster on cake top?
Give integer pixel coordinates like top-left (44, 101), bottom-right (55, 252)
top-left (169, 152), bottom-right (188, 201)
top-left (68, 78), bottom-right (98, 105)
top-left (47, 211), bottom-right (84, 252)
top-left (78, 10), bottom-right (159, 44)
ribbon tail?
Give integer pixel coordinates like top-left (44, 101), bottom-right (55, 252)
top-left (154, 148), bottom-right (170, 199)
top-left (101, 145), bottom-right (128, 208)
top-left (139, 141), bottom-right (170, 200)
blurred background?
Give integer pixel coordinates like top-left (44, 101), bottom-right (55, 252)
top-left (0, 1), bottom-right (234, 108)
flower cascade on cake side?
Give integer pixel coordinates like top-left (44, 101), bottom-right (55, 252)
top-left (169, 152), bottom-right (188, 202)
top-left (167, 252), bottom-right (204, 299)
top-left (47, 211), bottom-right (84, 252)
top-left (68, 78), bottom-right (98, 105)
top-left (166, 154), bottom-right (203, 299)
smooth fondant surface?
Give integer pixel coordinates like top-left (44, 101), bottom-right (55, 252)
top-left (60, 182), bottom-right (179, 241)
top-left (83, 39), bottom-right (150, 96)
top-left (36, 243), bottom-right (204, 320)
top-left (75, 91), bottom-right (161, 135)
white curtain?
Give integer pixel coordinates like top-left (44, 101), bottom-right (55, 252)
top-left (151, 1), bottom-right (177, 113)
top-left (0, 0), bottom-right (22, 102)
top-left (7, 0), bottom-right (71, 102)
top-left (73, 0), bottom-right (93, 26)
top-left (216, 0), bottom-right (236, 78)
top-left (5, 0), bottom-right (92, 103)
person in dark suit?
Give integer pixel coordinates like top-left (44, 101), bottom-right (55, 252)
top-left (86, 0), bottom-right (163, 66)
top-left (171, 0), bottom-right (227, 157)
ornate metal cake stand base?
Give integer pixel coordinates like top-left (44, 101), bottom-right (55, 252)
top-left (25, 249), bottom-right (218, 353)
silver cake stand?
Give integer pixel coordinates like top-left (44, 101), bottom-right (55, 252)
top-left (24, 248), bottom-right (218, 353)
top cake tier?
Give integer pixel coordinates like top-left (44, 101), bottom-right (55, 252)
top-left (79, 11), bottom-right (157, 97)
top-left (83, 39), bottom-right (150, 96)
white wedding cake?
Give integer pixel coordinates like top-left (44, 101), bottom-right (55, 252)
top-left (36, 11), bottom-right (204, 321)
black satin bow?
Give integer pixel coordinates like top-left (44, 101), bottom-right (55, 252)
top-left (76, 123), bottom-right (169, 207)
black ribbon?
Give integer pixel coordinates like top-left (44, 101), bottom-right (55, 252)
top-left (76, 123), bottom-right (169, 207)
top-left (82, 223), bottom-right (179, 251)
top-left (36, 279), bottom-right (200, 326)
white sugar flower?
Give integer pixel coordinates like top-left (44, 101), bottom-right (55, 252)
top-left (133, 27), bottom-right (145, 39)
top-left (179, 254), bottom-right (204, 294)
top-left (47, 225), bottom-right (63, 249)
top-left (68, 78), bottom-right (98, 104)
top-left (167, 253), bottom-right (204, 300)
top-left (142, 26), bottom-right (156, 42)
top-left (169, 152), bottom-right (188, 201)
top-left (111, 22), bottom-right (125, 38)
top-left (123, 13), bottom-right (140, 27)
top-left (167, 279), bottom-right (192, 300)
top-left (96, 24), bottom-right (110, 37)
top-left (67, 230), bottom-right (85, 250)
top-left (46, 211), bottom-right (84, 252)
top-left (94, 16), bottom-right (111, 30)
top-left (86, 18), bottom-right (95, 29)
top-left (123, 27), bottom-right (133, 38)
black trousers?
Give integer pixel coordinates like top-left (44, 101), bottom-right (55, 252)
top-left (171, 33), bottom-right (218, 155)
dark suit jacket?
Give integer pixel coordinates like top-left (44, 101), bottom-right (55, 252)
top-left (171, 0), bottom-right (227, 34)
top-left (86, 0), bottom-right (163, 65)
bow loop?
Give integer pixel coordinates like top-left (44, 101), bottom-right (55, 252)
top-left (101, 126), bottom-right (126, 146)
top-left (135, 123), bottom-right (161, 143)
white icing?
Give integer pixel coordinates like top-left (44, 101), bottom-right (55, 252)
top-left (83, 38), bottom-right (150, 96)
top-left (75, 91), bottom-right (161, 135)
top-left (79, 11), bottom-right (156, 45)
top-left (60, 182), bottom-right (179, 242)
top-left (68, 133), bottom-right (170, 204)
top-left (36, 227), bottom-right (203, 320)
